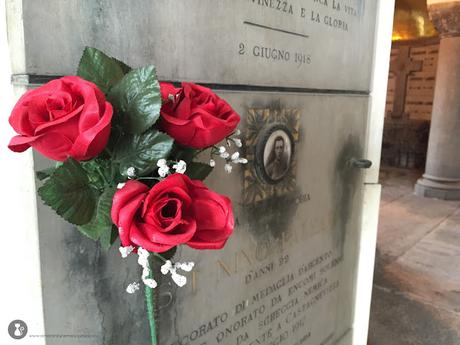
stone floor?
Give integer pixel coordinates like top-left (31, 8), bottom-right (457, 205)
top-left (368, 167), bottom-right (460, 345)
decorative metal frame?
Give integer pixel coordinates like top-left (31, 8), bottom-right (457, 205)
top-left (242, 107), bottom-right (300, 205)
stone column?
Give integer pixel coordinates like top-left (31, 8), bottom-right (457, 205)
top-left (415, 0), bottom-right (460, 199)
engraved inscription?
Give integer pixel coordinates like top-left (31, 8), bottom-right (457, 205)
top-left (238, 42), bottom-right (312, 68)
top-left (250, 0), bottom-right (295, 15)
top-left (21, 0), bottom-right (376, 90)
top-left (238, 0), bottom-right (366, 70)
top-left (167, 243), bottom-right (342, 345)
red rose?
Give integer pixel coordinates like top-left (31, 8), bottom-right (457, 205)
top-left (111, 174), bottom-right (234, 253)
top-left (8, 76), bottom-right (113, 161)
top-left (160, 82), bottom-right (240, 149)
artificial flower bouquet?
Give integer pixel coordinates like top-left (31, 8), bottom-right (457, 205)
top-left (7, 47), bottom-right (246, 344)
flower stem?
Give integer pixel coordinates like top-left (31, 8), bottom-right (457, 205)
top-left (152, 253), bottom-right (168, 263)
top-left (137, 177), bottom-right (162, 181)
top-left (96, 166), bottom-right (110, 186)
top-left (145, 268), bottom-right (157, 345)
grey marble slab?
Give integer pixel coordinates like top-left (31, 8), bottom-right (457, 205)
top-left (34, 92), bottom-right (369, 345)
top-left (21, 0), bottom-right (377, 91)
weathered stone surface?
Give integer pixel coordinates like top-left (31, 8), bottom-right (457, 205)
top-left (369, 283), bottom-right (460, 345)
top-left (20, 0), bottom-right (377, 91)
top-left (379, 167), bottom-right (420, 206)
top-left (392, 211), bottom-right (460, 313)
top-left (35, 156), bottom-right (151, 344)
top-left (34, 93), bottom-right (369, 345)
top-left (13, 1), bottom-right (383, 344)
top-left (377, 194), bottom-right (459, 260)
top-left (370, 167), bottom-right (460, 345)
top-left (157, 92), bottom-right (369, 345)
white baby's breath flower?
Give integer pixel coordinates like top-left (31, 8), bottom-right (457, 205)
top-left (158, 166), bottom-right (169, 177)
top-left (224, 163), bottom-right (233, 174)
top-left (176, 262), bottom-right (195, 272)
top-left (142, 266), bottom-right (157, 289)
top-left (236, 158), bottom-right (248, 164)
top-left (218, 146), bottom-right (230, 158)
top-left (126, 282), bottom-right (140, 294)
top-left (209, 159), bottom-right (216, 167)
top-left (136, 247), bottom-right (158, 289)
top-left (157, 159), bottom-right (170, 177)
top-left (137, 247), bottom-right (150, 268)
top-left (119, 245), bottom-right (135, 258)
top-left (231, 152), bottom-right (240, 161)
top-left (138, 247), bottom-right (150, 259)
top-left (233, 138), bottom-right (242, 148)
top-left (143, 278), bottom-right (157, 289)
top-left (161, 260), bottom-right (194, 287)
top-left (157, 159), bottom-right (167, 167)
top-left (142, 266), bottom-right (149, 279)
top-left (126, 247), bottom-right (158, 291)
top-left (117, 182), bottom-right (126, 190)
top-left (171, 270), bottom-right (187, 287)
top-left (126, 167), bottom-right (136, 178)
top-left (161, 260), bottom-right (173, 275)
top-left (173, 160), bottom-right (187, 174)
top-left (234, 129), bottom-right (241, 136)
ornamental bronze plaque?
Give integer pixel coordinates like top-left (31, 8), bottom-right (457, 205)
top-left (243, 108), bottom-right (300, 205)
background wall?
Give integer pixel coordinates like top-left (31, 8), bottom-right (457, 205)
top-left (0, 0), bottom-right (46, 343)
top-left (385, 39), bottom-right (439, 121)
top-left (381, 38), bottom-right (439, 169)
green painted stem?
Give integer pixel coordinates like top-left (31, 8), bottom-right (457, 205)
top-left (145, 268), bottom-right (157, 345)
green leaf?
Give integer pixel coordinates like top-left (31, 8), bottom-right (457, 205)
top-left (36, 167), bottom-right (56, 181)
top-left (77, 187), bottom-right (116, 244)
top-left (114, 130), bottom-right (174, 177)
top-left (108, 66), bottom-right (162, 134)
top-left (100, 225), bottom-right (119, 251)
top-left (172, 145), bottom-right (198, 163)
top-left (77, 47), bottom-right (131, 94)
top-left (80, 159), bottom-right (111, 189)
top-left (38, 158), bottom-right (97, 225)
top-left (186, 162), bottom-right (214, 181)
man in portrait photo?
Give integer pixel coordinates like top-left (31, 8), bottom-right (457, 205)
top-left (266, 136), bottom-right (289, 180)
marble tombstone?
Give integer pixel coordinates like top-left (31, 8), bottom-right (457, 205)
top-left (7, 1), bottom-right (383, 344)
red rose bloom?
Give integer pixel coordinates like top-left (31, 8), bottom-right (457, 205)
top-left (159, 82), bottom-right (240, 149)
top-left (111, 174), bottom-right (234, 253)
top-left (8, 76), bottom-right (113, 161)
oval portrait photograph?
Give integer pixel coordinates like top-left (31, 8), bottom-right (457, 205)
top-left (255, 124), bottom-right (294, 184)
